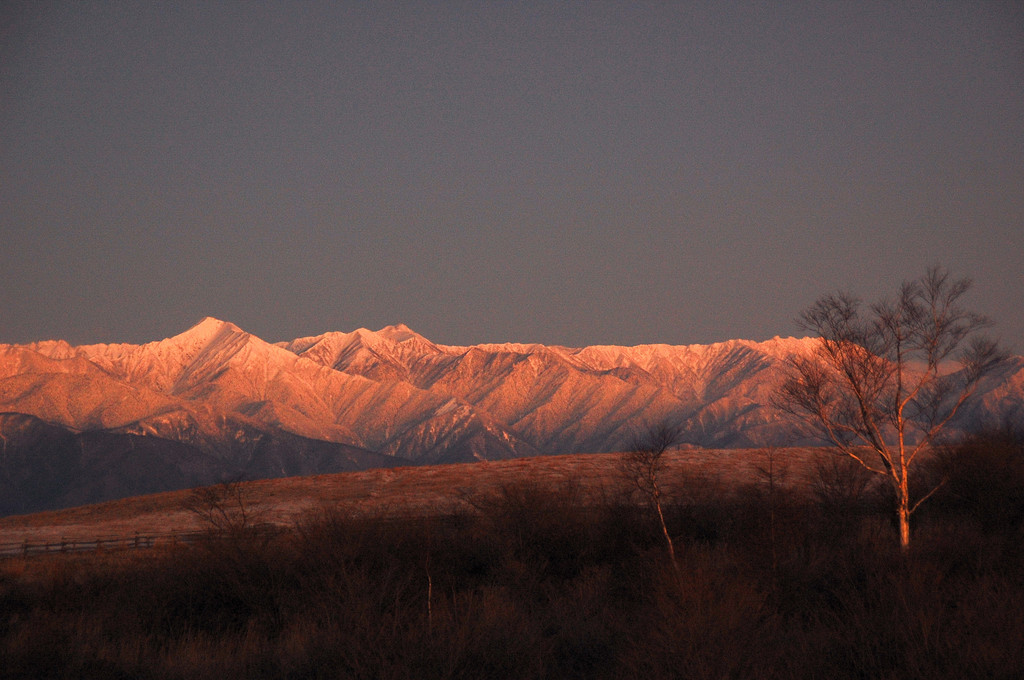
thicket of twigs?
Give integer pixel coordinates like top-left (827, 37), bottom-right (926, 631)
top-left (2, 428), bottom-right (1023, 679)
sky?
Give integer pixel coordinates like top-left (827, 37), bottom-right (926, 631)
top-left (2, 2), bottom-right (1022, 350)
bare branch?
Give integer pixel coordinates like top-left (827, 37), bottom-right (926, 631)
top-left (776, 266), bottom-right (1007, 549)
top-left (182, 478), bottom-right (261, 534)
top-left (620, 422), bottom-right (683, 578)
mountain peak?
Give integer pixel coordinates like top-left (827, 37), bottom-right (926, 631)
top-left (172, 317), bottom-right (246, 344)
top-left (191, 316), bottom-right (241, 333)
top-left (377, 323), bottom-right (421, 343)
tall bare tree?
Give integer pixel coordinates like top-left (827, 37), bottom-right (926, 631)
top-left (776, 266), bottom-right (1005, 549)
top-left (621, 422), bottom-right (682, 577)
top-left (751, 445), bottom-right (789, 573)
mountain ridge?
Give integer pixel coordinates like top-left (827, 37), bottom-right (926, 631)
top-left (1, 318), bottom-right (1020, 515)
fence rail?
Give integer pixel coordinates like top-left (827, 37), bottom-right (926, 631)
top-left (0, 530), bottom-right (216, 559)
top-left (0, 513), bottom-right (472, 560)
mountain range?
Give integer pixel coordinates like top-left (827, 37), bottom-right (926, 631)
top-left (2, 317), bottom-right (1021, 515)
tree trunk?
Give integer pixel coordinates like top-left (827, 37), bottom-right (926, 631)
top-left (898, 477), bottom-right (911, 551)
top-left (654, 496), bottom-right (680, 579)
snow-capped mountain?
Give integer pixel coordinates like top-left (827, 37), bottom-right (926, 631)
top-left (1, 318), bottom-right (1020, 514)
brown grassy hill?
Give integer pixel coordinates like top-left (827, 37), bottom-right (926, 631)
top-left (0, 446), bottom-right (830, 546)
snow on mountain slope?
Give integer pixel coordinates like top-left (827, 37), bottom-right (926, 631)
top-left (945, 356), bottom-right (1024, 432)
top-left (292, 333), bottom-right (821, 453)
top-left (2, 318), bottom-right (527, 465)
top-left (381, 399), bottom-right (541, 464)
top-left (277, 324), bottom-right (1021, 454)
top-left (279, 328), bottom-right (414, 383)
top-left (78, 317), bottom-right (286, 394)
top-left (76, 318), bottom-right (483, 455)
top-left (568, 337), bottom-right (818, 401)
top-left (404, 344), bottom-right (682, 453)
top-left (0, 370), bottom-right (184, 431)
top-left (0, 343), bottom-right (112, 381)
top-left (280, 323), bottom-right (454, 383)
top-left (1, 318), bottom-right (1020, 516)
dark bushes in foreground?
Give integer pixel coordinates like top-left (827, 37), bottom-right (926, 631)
top-left (2, 452), bottom-right (1024, 679)
top-left (924, 425), bottom-right (1024, 533)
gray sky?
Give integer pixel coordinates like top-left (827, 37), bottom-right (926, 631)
top-left (2, 2), bottom-right (1022, 349)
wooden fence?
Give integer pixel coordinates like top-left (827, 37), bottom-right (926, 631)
top-left (0, 512), bottom-right (476, 560)
top-left (0, 517), bottom-right (420, 559)
top-left (0, 529), bottom-right (223, 559)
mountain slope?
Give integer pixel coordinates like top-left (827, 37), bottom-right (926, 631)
top-left (0, 318), bottom-right (1020, 515)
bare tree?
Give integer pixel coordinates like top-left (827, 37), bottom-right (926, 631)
top-left (776, 266), bottom-right (1005, 549)
top-left (182, 478), bottom-right (262, 534)
top-left (751, 445), bottom-right (789, 573)
top-left (620, 422), bottom-right (683, 577)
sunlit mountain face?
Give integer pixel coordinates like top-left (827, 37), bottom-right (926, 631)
top-left (2, 317), bottom-right (1021, 514)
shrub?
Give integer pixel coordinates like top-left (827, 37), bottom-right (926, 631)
top-left (2, 462), bottom-right (1024, 679)
top-left (926, 426), bottom-right (1024, 531)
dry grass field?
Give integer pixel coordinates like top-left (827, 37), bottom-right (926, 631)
top-left (3, 435), bottom-right (1022, 679)
top-left (0, 446), bottom-right (828, 546)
